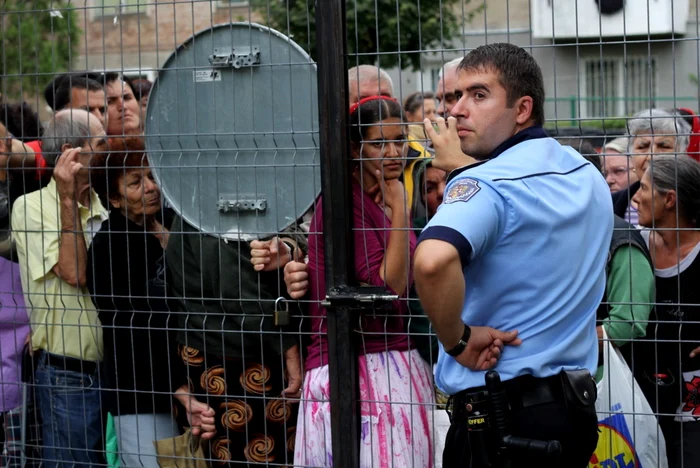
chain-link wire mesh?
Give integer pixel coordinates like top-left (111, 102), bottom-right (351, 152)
top-left (0, 0), bottom-right (698, 467)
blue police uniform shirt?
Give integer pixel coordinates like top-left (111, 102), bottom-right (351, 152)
top-left (419, 126), bottom-right (613, 394)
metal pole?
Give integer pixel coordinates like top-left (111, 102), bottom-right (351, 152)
top-left (314, 0), bottom-right (360, 467)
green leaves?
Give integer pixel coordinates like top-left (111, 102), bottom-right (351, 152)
top-left (251, 0), bottom-right (478, 70)
top-left (0, 1), bottom-right (80, 99)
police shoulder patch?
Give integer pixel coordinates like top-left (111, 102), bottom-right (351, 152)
top-left (445, 178), bottom-right (481, 204)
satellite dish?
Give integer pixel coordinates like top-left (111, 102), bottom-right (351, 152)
top-left (145, 23), bottom-right (320, 239)
top-left (595, 0), bottom-right (624, 15)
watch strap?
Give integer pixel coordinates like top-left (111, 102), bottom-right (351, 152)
top-left (445, 324), bottom-right (471, 357)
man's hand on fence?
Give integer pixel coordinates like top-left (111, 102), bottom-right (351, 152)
top-left (690, 346), bottom-right (700, 358)
top-left (174, 385), bottom-right (217, 440)
top-left (250, 236), bottom-right (301, 272)
top-left (284, 261), bottom-right (308, 299)
top-left (424, 117), bottom-right (477, 172)
top-left (53, 147), bottom-right (84, 202)
top-left (282, 344), bottom-right (303, 398)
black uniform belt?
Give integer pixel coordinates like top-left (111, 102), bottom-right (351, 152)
top-left (36, 350), bottom-right (99, 375)
top-left (450, 373), bottom-right (566, 419)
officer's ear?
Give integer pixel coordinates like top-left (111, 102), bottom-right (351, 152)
top-left (514, 95), bottom-right (534, 126)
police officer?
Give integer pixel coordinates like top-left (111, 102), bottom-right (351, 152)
top-left (414, 43), bottom-right (612, 467)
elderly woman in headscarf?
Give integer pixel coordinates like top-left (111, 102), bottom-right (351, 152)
top-left (612, 108), bottom-right (690, 225)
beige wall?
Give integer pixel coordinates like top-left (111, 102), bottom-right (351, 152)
top-left (73, 0), bottom-right (262, 72)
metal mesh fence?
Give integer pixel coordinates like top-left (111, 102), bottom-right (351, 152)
top-left (0, 0), bottom-right (698, 467)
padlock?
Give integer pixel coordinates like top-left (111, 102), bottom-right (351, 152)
top-left (274, 297), bottom-right (290, 326)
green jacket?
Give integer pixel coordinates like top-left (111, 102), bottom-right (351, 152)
top-left (595, 244), bottom-right (655, 381)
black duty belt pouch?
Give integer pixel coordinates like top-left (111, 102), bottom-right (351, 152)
top-left (560, 369), bottom-right (597, 409)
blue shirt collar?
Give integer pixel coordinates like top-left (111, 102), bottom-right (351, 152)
top-left (446, 125), bottom-right (549, 184)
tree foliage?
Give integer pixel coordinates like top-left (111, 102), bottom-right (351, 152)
top-left (0, 1), bottom-right (80, 99)
top-left (252, 0), bottom-right (481, 70)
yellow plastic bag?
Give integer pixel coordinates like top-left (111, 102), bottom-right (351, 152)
top-left (153, 428), bottom-right (209, 468)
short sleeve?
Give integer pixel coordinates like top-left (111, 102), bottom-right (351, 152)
top-left (11, 196), bottom-right (60, 282)
top-left (418, 177), bottom-right (506, 266)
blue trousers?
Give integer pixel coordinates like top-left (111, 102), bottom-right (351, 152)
top-left (34, 352), bottom-right (105, 467)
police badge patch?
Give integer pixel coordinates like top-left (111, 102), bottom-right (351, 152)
top-left (445, 178), bottom-right (481, 204)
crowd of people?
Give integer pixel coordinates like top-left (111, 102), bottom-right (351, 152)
top-left (0, 42), bottom-right (698, 468)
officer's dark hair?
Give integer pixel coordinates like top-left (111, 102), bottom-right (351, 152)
top-left (349, 96), bottom-right (405, 145)
top-left (403, 91), bottom-right (435, 115)
top-left (647, 154), bottom-right (700, 227)
top-left (44, 73), bottom-right (103, 111)
top-left (458, 43), bottom-right (546, 126)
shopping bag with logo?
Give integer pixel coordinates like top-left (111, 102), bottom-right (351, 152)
top-left (590, 329), bottom-right (668, 468)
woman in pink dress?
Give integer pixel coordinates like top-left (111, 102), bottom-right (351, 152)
top-left (293, 96), bottom-right (435, 467)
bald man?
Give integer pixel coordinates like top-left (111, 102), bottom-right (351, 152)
top-left (435, 58), bottom-right (462, 118)
top-left (348, 64), bottom-right (394, 105)
top-left (12, 109), bottom-right (108, 467)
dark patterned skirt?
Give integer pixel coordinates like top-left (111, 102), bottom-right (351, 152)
top-left (178, 345), bottom-right (297, 466)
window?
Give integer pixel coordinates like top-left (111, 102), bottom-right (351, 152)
top-left (582, 56), bottom-right (657, 118)
top-left (217, 0), bottom-right (250, 7)
top-left (97, 0), bottom-right (145, 17)
top-left (584, 59), bottom-right (619, 118)
top-left (418, 66), bottom-right (441, 94)
top-left (625, 57), bottom-right (657, 114)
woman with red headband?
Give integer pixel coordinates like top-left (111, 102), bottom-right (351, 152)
top-left (292, 96), bottom-right (434, 466)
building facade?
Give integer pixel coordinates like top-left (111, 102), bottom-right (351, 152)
top-left (74, 0), bottom-right (700, 123)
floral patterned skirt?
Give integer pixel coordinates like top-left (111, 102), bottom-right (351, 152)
top-left (294, 349), bottom-right (435, 468)
top-left (178, 345), bottom-right (298, 466)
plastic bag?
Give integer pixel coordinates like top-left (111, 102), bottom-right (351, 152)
top-left (153, 428), bottom-right (208, 468)
top-left (590, 329), bottom-right (668, 468)
top-left (105, 412), bottom-right (120, 468)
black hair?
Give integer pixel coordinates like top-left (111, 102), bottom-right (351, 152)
top-left (403, 91), bottom-right (436, 115)
top-left (349, 98), bottom-right (404, 145)
top-left (100, 72), bottom-right (136, 95)
top-left (131, 79), bottom-right (153, 101)
top-left (44, 72), bottom-right (103, 110)
top-left (52, 76), bottom-right (104, 112)
top-left (0, 100), bottom-right (43, 141)
top-left (459, 43), bottom-right (546, 126)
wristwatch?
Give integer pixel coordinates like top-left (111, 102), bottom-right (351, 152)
top-left (445, 324), bottom-right (471, 357)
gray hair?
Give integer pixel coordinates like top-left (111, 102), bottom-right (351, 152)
top-left (603, 136), bottom-right (629, 154)
top-left (647, 154), bottom-right (700, 225)
top-left (627, 108), bottom-right (691, 154)
top-left (42, 110), bottom-right (94, 167)
top-left (438, 57), bottom-right (462, 80)
top-left (347, 65), bottom-right (394, 95)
